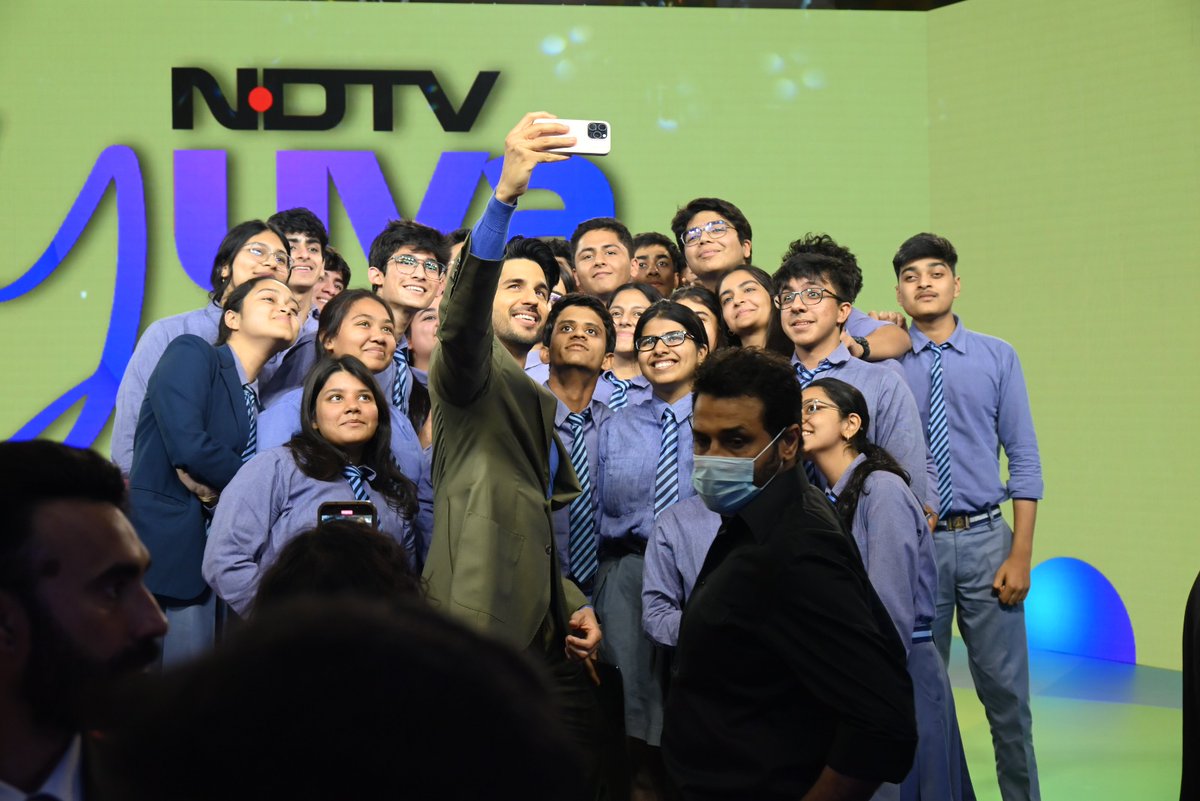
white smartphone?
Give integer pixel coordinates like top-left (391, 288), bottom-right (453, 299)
top-left (533, 118), bottom-right (612, 156)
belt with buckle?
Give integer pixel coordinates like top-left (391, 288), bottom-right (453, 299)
top-left (935, 506), bottom-right (1001, 532)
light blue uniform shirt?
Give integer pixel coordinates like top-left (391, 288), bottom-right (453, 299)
top-left (831, 454), bottom-right (934, 655)
top-left (545, 382), bottom-right (612, 579)
top-left (792, 343), bottom-right (934, 512)
top-left (203, 446), bottom-right (416, 615)
top-left (597, 394), bottom-right (695, 546)
top-left (897, 317), bottom-right (1043, 511)
top-left (641, 495), bottom-right (722, 647)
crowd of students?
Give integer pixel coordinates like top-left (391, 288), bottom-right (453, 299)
top-left (76, 114), bottom-right (1043, 801)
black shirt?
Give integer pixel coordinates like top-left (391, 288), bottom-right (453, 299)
top-left (661, 466), bottom-right (917, 800)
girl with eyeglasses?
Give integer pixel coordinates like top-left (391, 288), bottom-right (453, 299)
top-left (204, 356), bottom-right (418, 618)
top-left (129, 275), bottom-right (300, 666)
top-left (801, 377), bottom-right (974, 801)
top-left (112, 220), bottom-right (291, 476)
top-left (595, 300), bottom-right (710, 800)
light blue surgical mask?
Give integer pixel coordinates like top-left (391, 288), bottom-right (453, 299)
top-left (692, 428), bottom-right (786, 515)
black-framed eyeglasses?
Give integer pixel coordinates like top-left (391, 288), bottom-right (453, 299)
top-left (388, 254), bottom-right (446, 278)
top-left (243, 243), bottom-right (290, 270)
top-left (773, 287), bottom-right (843, 308)
top-left (682, 220), bottom-right (730, 247)
top-left (635, 329), bottom-right (694, 352)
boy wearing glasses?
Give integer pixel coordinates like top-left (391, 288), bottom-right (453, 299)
top-left (773, 252), bottom-right (934, 514)
top-left (893, 233), bottom-right (1042, 801)
top-left (367, 219), bottom-right (449, 415)
top-left (669, 197), bottom-right (753, 295)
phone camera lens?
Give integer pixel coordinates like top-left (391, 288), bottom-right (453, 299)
top-left (587, 122), bottom-right (608, 140)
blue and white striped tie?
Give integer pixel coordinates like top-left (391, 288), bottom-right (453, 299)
top-left (392, 347), bottom-right (411, 414)
top-left (928, 342), bottom-right (954, 514)
top-left (565, 411), bottom-right (598, 585)
top-left (240, 385), bottom-right (258, 463)
top-left (653, 408), bottom-right (680, 518)
top-left (607, 373), bottom-right (632, 410)
top-left (794, 358), bottom-right (833, 388)
top-left (342, 464), bottom-right (371, 501)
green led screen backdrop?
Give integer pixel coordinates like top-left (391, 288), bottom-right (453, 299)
top-left (1, 0), bottom-right (1196, 669)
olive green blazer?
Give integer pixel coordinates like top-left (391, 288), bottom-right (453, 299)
top-left (422, 239), bottom-right (588, 649)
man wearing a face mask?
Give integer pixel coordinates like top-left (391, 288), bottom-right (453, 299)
top-left (661, 347), bottom-right (917, 801)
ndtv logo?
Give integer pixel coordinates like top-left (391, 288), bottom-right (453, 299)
top-left (171, 67), bottom-right (500, 132)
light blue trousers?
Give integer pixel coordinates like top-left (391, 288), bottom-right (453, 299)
top-left (933, 516), bottom-right (1039, 801)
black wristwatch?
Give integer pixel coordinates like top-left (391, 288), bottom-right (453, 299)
top-left (852, 335), bottom-right (871, 360)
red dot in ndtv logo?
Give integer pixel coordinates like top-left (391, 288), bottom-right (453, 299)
top-left (248, 87), bottom-right (274, 113)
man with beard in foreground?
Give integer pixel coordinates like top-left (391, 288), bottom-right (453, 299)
top-left (0, 440), bottom-right (167, 799)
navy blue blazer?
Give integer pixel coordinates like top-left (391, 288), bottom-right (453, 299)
top-left (129, 335), bottom-right (251, 603)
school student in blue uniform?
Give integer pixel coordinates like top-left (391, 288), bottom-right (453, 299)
top-left (803, 378), bottom-right (974, 801)
top-left (596, 300), bottom-right (710, 799)
top-left (772, 252), bottom-right (935, 514)
top-left (537, 291), bottom-right (615, 597)
top-left (129, 276), bottom-right (300, 665)
top-left (203, 356), bottom-right (418, 617)
top-left (112, 220), bottom-right (291, 475)
top-left (255, 289), bottom-right (433, 561)
top-left (892, 233), bottom-right (1043, 801)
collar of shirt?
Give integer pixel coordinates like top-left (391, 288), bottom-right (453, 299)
top-left (908, 314), bottom-right (966, 355)
top-left (0, 734), bottom-right (83, 801)
top-left (202, 301), bottom-right (224, 326)
top-left (734, 464), bottom-right (809, 543)
top-left (830, 452), bottom-right (868, 498)
top-left (789, 341), bottom-right (853, 371)
top-left (649, 392), bottom-right (693, 427)
top-left (227, 346), bottom-right (257, 399)
top-left (544, 381), bottom-right (605, 429)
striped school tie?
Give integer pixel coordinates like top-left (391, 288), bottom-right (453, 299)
top-left (342, 464), bottom-right (371, 501)
top-left (565, 411), bottom-right (598, 584)
top-left (391, 347), bottom-right (411, 414)
top-left (653, 408), bottom-right (680, 518)
top-left (240, 385), bottom-right (258, 463)
top-left (794, 358), bottom-right (833, 388)
top-left (606, 372), bottom-right (632, 410)
top-left (928, 342), bottom-right (954, 514)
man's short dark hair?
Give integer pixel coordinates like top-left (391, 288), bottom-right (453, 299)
top-left (108, 598), bottom-right (584, 801)
top-left (322, 245), bottom-right (351, 286)
top-left (446, 227), bottom-right (471, 247)
top-left (780, 233), bottom-right (862, 301)
top-left (541, 236), bottom-right (573, 268)
top-left (542, 293), bottom-right (616, 353)
top-left (0, 441), bottom-right (127, 601)
top-left (632, 232), bottom-right (685, 272)
top-left (569, 218), bottom-right (634, 259)
top-left (254, 520), bottom-right (423, 614)
top-left (368, 219), bottom-right (449, 273)
top-left (693, 347), bottom-right (802, 437)
top-left (267, 208), bottom-right (329, 249)
top-left (892, 233), bottom-right (958, 277)
top-left (504, 236), bottom-right (560, 290)
top-left (669, 198), bottom-right (753, 252)
top-left (773, 252), bottom-right (860, 305)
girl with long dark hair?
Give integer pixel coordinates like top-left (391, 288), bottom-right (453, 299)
top-left (716, 265), bottom-right (793, 356)
top-left (802, 377), bottom-right (973, 801)
top-left (203, 356), bottom-right (417, 617)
